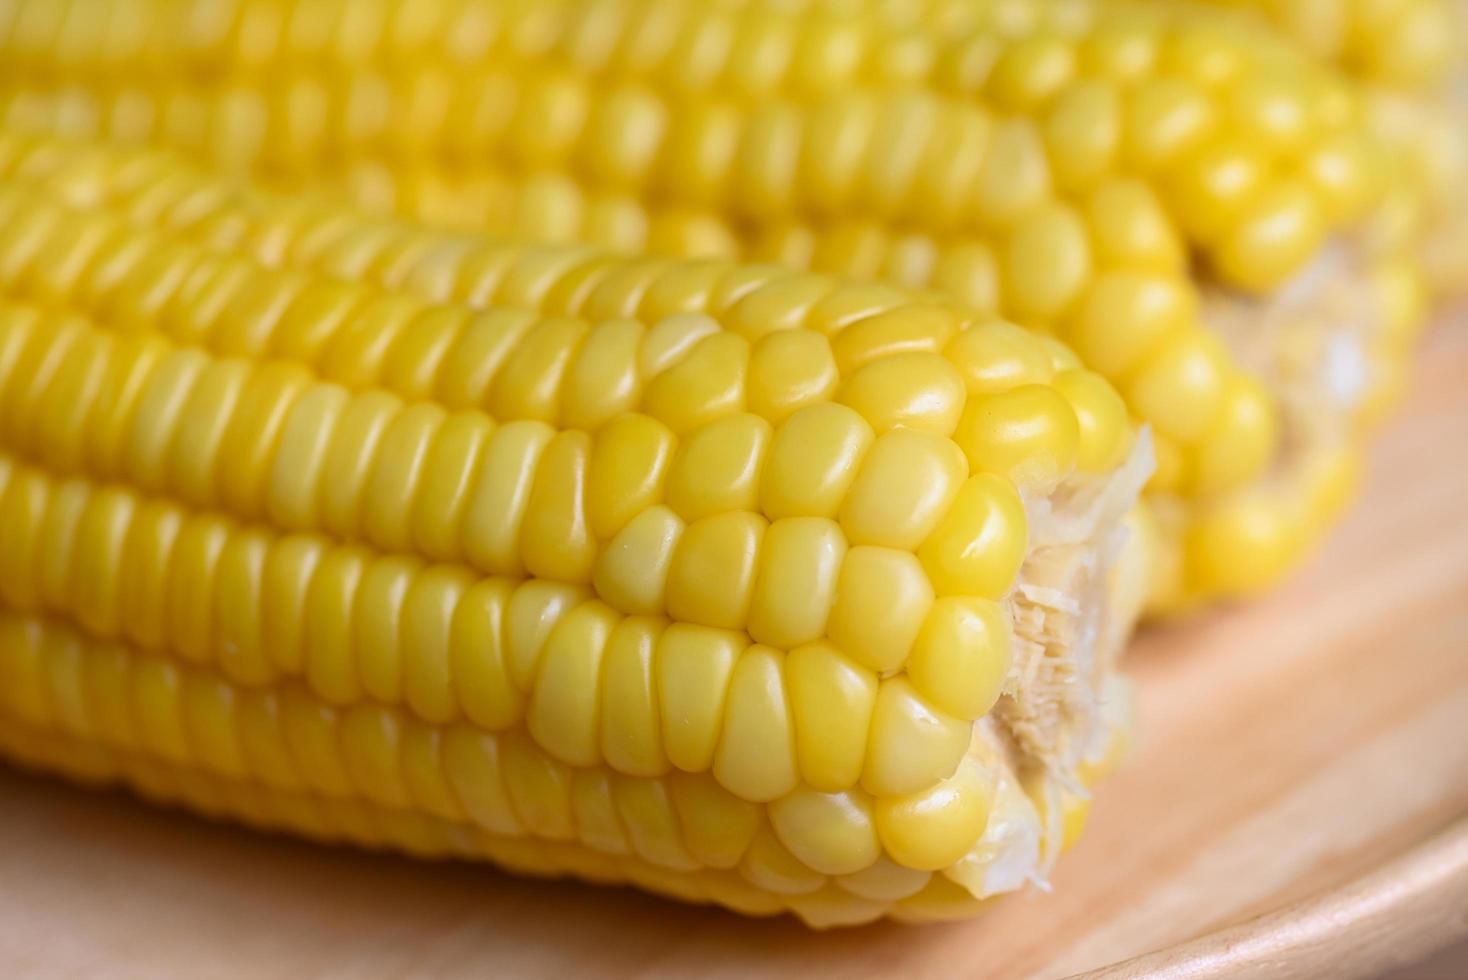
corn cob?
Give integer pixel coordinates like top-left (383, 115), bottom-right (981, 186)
top-left (0, 128), bottom-right (1151, 925)
top-left (0, 0), bottom-right (1421, 611)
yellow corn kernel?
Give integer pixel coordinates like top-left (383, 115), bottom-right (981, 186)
top-left (862, 677), bottom-right (971, 797)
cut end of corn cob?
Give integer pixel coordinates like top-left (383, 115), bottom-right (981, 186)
top-left (0, 128), bottom-right (1153, 925)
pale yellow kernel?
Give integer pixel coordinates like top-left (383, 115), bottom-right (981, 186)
top-left (1213, 181), bottom-right (1327, 291)
top-left (1085, 179), bottom-right (1184, 272)
top-left (1189, 375), bottom-right (1279, 496)
top-left (739, 824), bottom-right (827, 896)
top-left (907, 597), bottom-right (1012, 721)
top-left (569, 768), bottom-right (631, 857)
top-left (592, 504), bottom-right (682, 616)
top-left (835, 855), bottom-right (931, 901)
top-left (461, 419), bottom-right (555, 576)
top-left (747, 517), bottom-right (845, 650)
top-left (943, 320), bottom-right (1054, 394)
top-left (932, 241), bottom-right (1001, 314)
top-left (500, 732), bottom-right (576, 841)
top-left (434, 309), bottom-right (536, 409)
top-left (746, 328), bottom-right (839, 425)
top-left (1165, 142), bottom-right (1270, 244)
top-left (988, 35), bottom-right (1076, 111)
top-left (1124, 77), bottom-right (1216, 172)
top-left (353, 555), bottom-right (418, 706)
top-left (669, 772), bottom-right (761, 869)
top-left (724, 275), bottom-right (835, 340)
top-left (1053, 369), bottom-right (1132, 472)
top-left (839, 429), bottom-right (967, 550)
top-left (1186, 493), bottom-right (1303, 597)
top-left (760, 403), bottom-right (874, 520)
top-left (581, 85), bottom-right (665, 186)
top-left (610, 774), bottom-right (701, 868)
top-left (918, 474), bottom-right (1028, 600)
top-left (665, 510), bottom-right (766, 631)
top-left (586, 412), bottom-right (675, 541)
top-left (713, 645), bottom-right (800, 803)
top-left (411, 410), bottom-right (495, 564)
top-left (786, 641), bottom-right (878, 792)
top-left (837, 351), bottom-right (966, 436)
top-left (656, 623), bottom-right (743, 773)
top-left (862, 677), bottom-right (971, 797)
top-left (1002, 203), bottom-right (1092, 321)
top-left (561, 317), bottom-right (646, 431)
top-left (874, 756), bottom-right (997, 870)
top-left (826, 546), bottom-right (934, 674)
top-left (363, 402), bottom-right (446, 554)
top-left (1124, 331), bottom-right (1227, 443)
top-left (600, 616), bottom-right (669, 778)
top-left (488, 315), bottom-right (588, 425)
top-left (971, 118), bottom-right (1051, 229)
top-left (640, 330), bottom-right (749, 434)
top-left (449, 579), bottom-right (522, 731)
top-left (1044, 79), bottom-right (1121, 189)
top-left (770, 787), bottom-right (881, 876)
top-left (527, 600), bottom-right (619, 768)
top-left (1227, 72), bottom-right (1314, 155)
top-left (302, 545), bottom-right (367, 706)
top-left (665, 413), bottom-right (771, 523)
top-left (954, 385), bottom-right (1080, 488)
top-left (520, 430), bottom-right (596, 585)
top-left (1062, 272), bottom-right (1193, 379)
top-left (829, 305), bottom-right (962, 375)
top-left (505, 580), bottom-right (590, 692)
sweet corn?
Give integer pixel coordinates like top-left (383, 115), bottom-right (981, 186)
top-left (0, 0), bottom-right (1417, 608)
top-left (0, 129), bottom-right (1153, 925)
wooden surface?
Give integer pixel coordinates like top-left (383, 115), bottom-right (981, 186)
top-left (0, 321), bottom-right (1465, 980)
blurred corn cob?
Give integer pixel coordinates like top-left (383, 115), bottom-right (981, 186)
top-left (0, 127), bottom-right (1152, 925)
top-left (1190, 0), bottom-right (1468, 296)
top-left (0, 0), bottom-right (1429, 612)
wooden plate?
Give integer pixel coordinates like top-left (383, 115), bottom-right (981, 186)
top-left (2, 321), bottom-right (1465, 980)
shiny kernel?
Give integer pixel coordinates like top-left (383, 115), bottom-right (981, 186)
top-left (917, 474), bottom-right (1028, 600)
top-left (561, 317), bottom-right (645, 431)
top-left (769, 788), bottom-right (881, 876)
top-left (1124, 330), bottom-right (1227, 443)
top-left (1053, 369), bottom-right (1132, 472)
top-left (1213, 181), bottom-right (1327, 292)
top-left (761, 403), bottom-right (874, 520)
top-left (739, 824), bottom-right (827, 896)
top-left (746, 329), bottom-right (839, 424)
top-left (943, 320), bottom-right (1055, 394)
top-left (1186, 493), bottom-right (1303, 597)
top-left (586, 412), bottom-right (675, 541)
top-left (527, 600), bottom-right (619, 768)
top-left (1002, 203), bottom-right (1092, 321)
top-left (1165, 142), bottom-right (1270, 244)
top-left (665, 413), bottom-right (771, 523)
top-left (862, 677), bottom-right (971, 797)
top-left (827, 547), bottom-right (934, 674)
top-left (1084, 179), bottom-right (1185, 272)
top-left (1188, 375), bottom-right (1279, 496)
top-left (665, 510), bottom-right (765, 631)
top-left (955, 385), bottom-right (1080, 488)
top-left (1062, 272), bottom-right (1194, 379)
top-left (839, 429), bottom-right (967, 550)
top-left (835, 855), bottom-right (931, 901)
top-left (874, 756), bottom-right (996, 871)
top-left (1124, 77), bottom-right (1216, 172)
top-left (829, 305), bottom-right (962, 375)
top-left (640, 330), bottom-right (749, 434)
top-left (1044, 80), bottom-right (1122, 189)
top-left (987, 36), bottom-right (1076, 111)
top-left (449, 579), bottom-right (521, 731)
top-left (786, 642), bottom-right (878, 792)
top-left (600, 616), bottom-right (668, 778)
top-left (836, 351), bottom-right (966, 436)
top-left (505, 581), bottom-right (590, 692)
top-left (461, 420), bottom-right (555, 577)
top-left (669, 772), bottom-right (761, 869)
top-left (520, 430), bottom-right (596, 585)
top-left (907, 597), bottom-right (1011, 720)
top-left (713, 645), bottom-right (799, 803)
top-left (745, 516), bottom-right (845, 648)
top-left (1302, 131), bottom-right (1384, 226)
top-left (656, 623), bottom-right (743, 773)
top-left (1228, 72), bottom-right (1315, 155)
top-left (593, 505), bottom-right (684, 617)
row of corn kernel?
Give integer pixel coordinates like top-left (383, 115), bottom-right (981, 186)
top-left (0, 713), bottom-right (1008, 925)
top-left (0, 608), bottom-right (1007, 901)
top-left (0, 424), bottom-right (1013, 799)
top-left (0, 105), bottom-right (1286, 504)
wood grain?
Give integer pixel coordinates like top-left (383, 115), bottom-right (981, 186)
top-left (1, 319), bottom-right (1465, 980)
